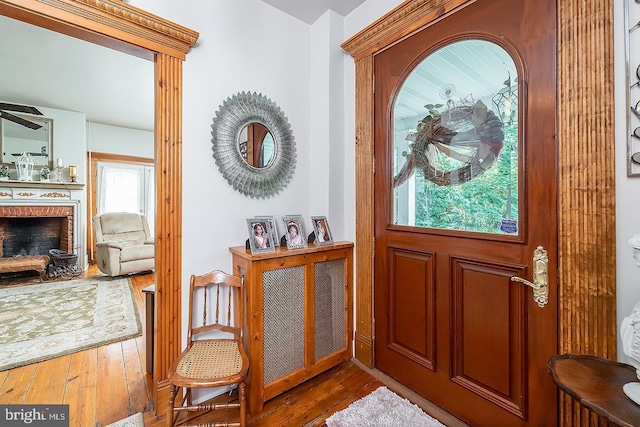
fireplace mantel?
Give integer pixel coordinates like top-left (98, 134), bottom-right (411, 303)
top-left (0, 181), bottom-right (84, 200)
top-left (0, 181), bottom-right (84, 188)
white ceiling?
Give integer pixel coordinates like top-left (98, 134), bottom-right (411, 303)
top-left (259, 0), bottom-right (366, 24)
top-left (0, 14), bottom-right (154, 131)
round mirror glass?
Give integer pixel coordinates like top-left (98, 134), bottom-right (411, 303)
top-left (211, 92), bottom-right (296, 199)
top-left (238, 122), bottom-right (276, 168)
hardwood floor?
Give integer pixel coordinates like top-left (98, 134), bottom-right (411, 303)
top-left (0, 266), bottom-right (466, 427)
top-left (0, 266), bottom-right (154, 426)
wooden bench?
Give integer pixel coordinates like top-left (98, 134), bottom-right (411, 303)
top-left (0, 255), bottom-right (50, 280)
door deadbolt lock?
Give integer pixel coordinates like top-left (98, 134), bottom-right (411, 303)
top-left (511, 246), bottom-right (549, 308)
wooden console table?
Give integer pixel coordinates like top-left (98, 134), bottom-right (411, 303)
top-left (230, 242), bottom-right (353, 414)
top-left (548, 354), bottom-right (640, 426)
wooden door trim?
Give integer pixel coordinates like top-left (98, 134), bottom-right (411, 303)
top-left (87, 151), bottom-right (154, 264)
top-left (0, 0), bottom-right (198, 418)
top-left (342, 0), bottom-right (616, 425)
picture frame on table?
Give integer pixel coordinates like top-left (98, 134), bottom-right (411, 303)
top-left (257, 215), bottom-right (279, 247)
top-left (311, 216), bottom-right (333, 245)
top-left (282, 215), bottom-right (307, 249)
top-left (246, 218), bottom-right (275, 254)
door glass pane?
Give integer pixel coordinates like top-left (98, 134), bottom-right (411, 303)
top-left (393, 40), bottom-right (519, 235)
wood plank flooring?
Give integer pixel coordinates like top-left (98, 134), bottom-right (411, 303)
top-left (0, 266), bottom-right (465, 427)
top-left (0, 267), bottom-right (154, 426)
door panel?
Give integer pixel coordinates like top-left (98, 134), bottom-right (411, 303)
top-left (374, 0), bottom-right (557, 425)
top-left (389, 248), bottom-right (435, 368)
top-left (451, 258), bottom-right (525, 416)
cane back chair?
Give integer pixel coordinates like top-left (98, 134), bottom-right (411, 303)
top-left (168, 270), bottom-right (249, 427)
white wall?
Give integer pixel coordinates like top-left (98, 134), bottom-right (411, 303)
top-left (310, 11), bottom-right (350, 240)
top-left (42, 106), bottom-right (86, 186)
top-left (131, 0), bottom-right (313, 267)
top-left (615, 0), bottom-right (640, 360)
top-left (129, 1), bottom-right (316, 374)
top-left (87, 122), bottom-right (153, 159)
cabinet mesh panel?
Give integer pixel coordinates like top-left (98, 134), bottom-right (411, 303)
top-left (263, 265), bottom-right (305, 385)
top-left (314, 259), bottom-right (346, 362)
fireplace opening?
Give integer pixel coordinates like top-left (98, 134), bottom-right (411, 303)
top-left (1, 217), bottom-right (63, 257)
top-left (0, 205), bottom-right (74, 260)
top-left (0, 205), bottom-right (76, 281)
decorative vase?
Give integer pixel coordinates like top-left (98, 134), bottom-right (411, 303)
top-left (40, 166), bottom-right (51, 182)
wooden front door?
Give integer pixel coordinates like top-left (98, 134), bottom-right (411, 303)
top-left (373, 1), bottom-right (557, 426)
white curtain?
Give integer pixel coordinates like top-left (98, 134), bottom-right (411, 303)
top-left (97, 162), bottom-right (155, 231)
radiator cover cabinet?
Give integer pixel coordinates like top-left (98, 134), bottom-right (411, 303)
top-left (230, 241), bottom-right (354, 414)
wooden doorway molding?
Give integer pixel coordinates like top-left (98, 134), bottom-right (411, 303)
top-left (342, 0), bottom-right (615, 425)
top-left (0, 0), bottom-right (198, 416)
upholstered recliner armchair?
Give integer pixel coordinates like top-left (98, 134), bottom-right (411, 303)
top-left (93, 212), bottom-right (154, 277)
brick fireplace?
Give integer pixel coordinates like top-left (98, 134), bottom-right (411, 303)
top-left (0, 181), bottom-right (85, 269)
top-left (0, 205), bottom-right (74, 258)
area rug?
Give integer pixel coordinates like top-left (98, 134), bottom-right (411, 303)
top-left (105, 412), bottom-right (144, 427)
top-left (0, 276), bottom-right (141, 371)
top-left (326, 386), bottom-right (446, 427)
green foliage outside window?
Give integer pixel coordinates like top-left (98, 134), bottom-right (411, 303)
top-left (413, 124), bottom-right (518, 233)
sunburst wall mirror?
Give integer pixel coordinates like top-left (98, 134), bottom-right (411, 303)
top-left (211, 92), bottom-right (296, 198)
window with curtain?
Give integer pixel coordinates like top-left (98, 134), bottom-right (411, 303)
top-left (97, 161), bottom-right (155, 231)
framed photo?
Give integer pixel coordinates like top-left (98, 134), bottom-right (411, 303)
top-left (282, 215), bottom-right (307, 249)
top-left (311, 216), bottom-right (333, 245)
top-left (246, 218), bottom-right (275, 254)
top-left (257, 215), bottom-right (279, 247)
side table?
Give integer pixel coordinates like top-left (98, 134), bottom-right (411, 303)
top-left (548, 354), bottom-right (640, 427)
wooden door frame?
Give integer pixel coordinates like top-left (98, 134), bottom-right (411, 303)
top-left (342, 0), bottom-right (615, 425)
top-left (87, 151), bottom-right (154, 263)
top-left (0, 0), bottom-right (198, 417)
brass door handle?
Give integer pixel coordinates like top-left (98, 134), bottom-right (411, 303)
top-left (511, 246), bottom-right (549, 308)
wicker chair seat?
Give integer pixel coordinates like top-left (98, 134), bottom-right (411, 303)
top-left (176, 340), bottom-right (243, 380)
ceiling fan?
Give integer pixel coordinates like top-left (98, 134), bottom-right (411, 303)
top-left (0, 102), bottom-right (43, 130)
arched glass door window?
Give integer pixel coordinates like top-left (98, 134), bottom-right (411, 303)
top-left (392, 39), bottom-right (519, 235)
